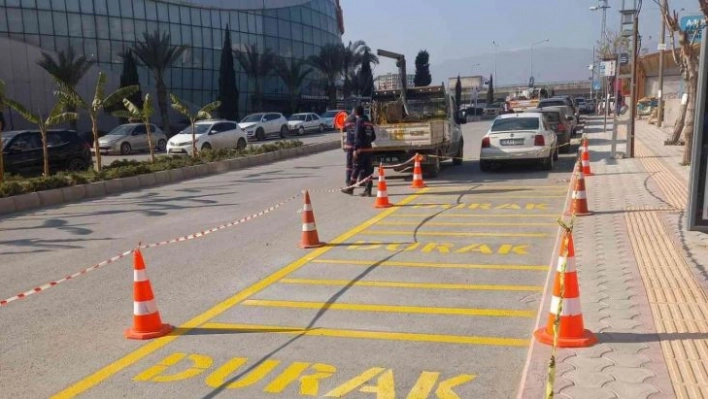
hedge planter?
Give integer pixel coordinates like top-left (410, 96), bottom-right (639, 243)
top-left (37, 188), bottom-right (65, 207)
top-left (12, 192), bottom-right (41, 212)
top-left (61, 185), bottom-right (87, 202)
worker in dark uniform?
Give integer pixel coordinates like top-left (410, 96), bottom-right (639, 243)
top-left (341, 112), bottom-right (357, 194)
top-left (350, 105), bottom-right (376, 197)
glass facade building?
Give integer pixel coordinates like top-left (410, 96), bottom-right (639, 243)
top-left (0, 0), bottom-right (344, 130)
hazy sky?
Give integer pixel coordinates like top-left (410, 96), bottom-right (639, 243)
top-left (342, 0), bottom-right (701, 76)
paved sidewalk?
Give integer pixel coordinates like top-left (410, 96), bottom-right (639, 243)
top-left (518, 116), bottom-right (708, 399)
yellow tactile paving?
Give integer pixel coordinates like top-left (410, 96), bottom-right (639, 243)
top-left (635, 142), bottom-right (687, 209)
top-left (626, 210), bottom-right (708, 398)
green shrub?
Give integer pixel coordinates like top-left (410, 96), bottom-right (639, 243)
top-left (0, 181), bottom-right (24, 197)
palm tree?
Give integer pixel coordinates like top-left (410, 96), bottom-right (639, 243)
top-left (132, 30), bottom-right (187, 134)
top-left (36, 46), bottom-right (94, 131)
top-left (274, 58), bottom-right (313, 114)
top-left (114, 94), bottom-right (157, 163)
top-left (233, 44), bottom-right (276, 112)
top-left (308, 43), bottom-right (344, 109)
top-left (341, 40), bottom-right (378, 97)
top-left (170, 94), bottom-right (221, 158)
top-left (54, 71), bottom-right (139, 171)
top-left (4, 98), bottom-right (77, 177)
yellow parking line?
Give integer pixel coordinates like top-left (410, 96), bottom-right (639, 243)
top-left (361, 230), bottom-right (551, 238)
top-left (51, 189), bottom-right (428, 399)
top-left (377, 221), bottom-right (557, 227)
top-left (418, 195), bottom-right (566, 199)
top-left (200, 322), bottom-right (529, 347)
top-left (429, 185), bottom-right (566, 190)
top-left (393, 213), bottom-right (561, 218)
top-left (311, 259), bottom-right (548, 271)
top-left (241, 299), bottom-right (535, 318)
top-left (279, 278), bottom-right (543, 292)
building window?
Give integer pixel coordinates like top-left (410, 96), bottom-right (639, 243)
top-left (122, 19), bottom-right (135, 41)
top-left (94, 0), bottom-right (108, 15)
top-left (291, 23), bottom-right (303, 41)
top-left (109, 17), bottom-right (122, 41)
top-left (36, 0), bottom-right (51, 10)
top-left (238, 12), bottom-right (248, 33)
top-left (52, 12), bottom-right (68, 36)
top-left (201, 9), bottom-right (210, 27)
top-left (156, 2), bottom-right (169, 22)
top-left (68, 13), bottom-right (82, 37)
top-left (181, 24), bottom-right (191, 44)
top-left (202, 27), bottom-right (212, 48)
top-left (301, 8), bottom-right (312, 26)
top-left (264, 17), bottom-right (278, 37)
top-left (22, 9), bottom-right (39, 34)
top-left (279, 20), bottom-right (291, 39)
top-left (290, 7), bottom-right (301, 23)
top-left (107, 0), bottom-right (120, 16)
top-left (303, 26), bottom-right (313, 44)
top-left (145, 2), bottom-right (157, 21)
top-left (65, 0), bottom-right (80, 13)
top-left (95, 16), bottom-right (109, 39)
top-left (134, 20), bottom-right (147, 39)
top-left (169, 23), bottom-right (181, 44)
top-left (168, 4), bottom-right (180, 23)
top-left (211, 9), bottom-right (221, 29)
top-left (191, 8), bottom-right (200, 26)
top-left (247, 13), bottom-right (256, 33)
top-left (191, 26), bottom-right (202, 47)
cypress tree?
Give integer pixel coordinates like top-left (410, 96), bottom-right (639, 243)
top-left (414, 50), bottom-right (432, 87)
top-left (218, 25), bottom-right (239, 121)
top-left (358, 48), bottom-right (374, 97)
top-left (455, 75), bottom-right (462, 109)
top-left (486, 74), bottom-right (494, 105)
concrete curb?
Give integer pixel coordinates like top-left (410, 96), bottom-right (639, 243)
top-left (0, 140), bottom-right (340, 216)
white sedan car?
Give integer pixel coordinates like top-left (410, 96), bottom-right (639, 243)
top-left (287, 112), bottom-right (326, 135)
top-left (166, 120), bottom-right (247, 156)
top-left (479, 112), bottom-right (558, 171)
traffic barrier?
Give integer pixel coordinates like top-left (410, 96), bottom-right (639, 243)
top-left (299, 190), bottom-right (323, 248)
top-left (373, 163), bottom-right (393, 208)
top-left (581, 137), bottom-right (594, 176)
top-left (334, 111), bottom-right (348, 130)
top-left (410, 154), bottom-right (427, 189)
top-left (566, 160), bottom-right (593, 217)
top-left (535, 225), bottom-right (596, 348)
top-left (125, 248), bottom-right (173, 340)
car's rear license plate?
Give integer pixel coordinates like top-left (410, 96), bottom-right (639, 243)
top-left (500, 139), bottom-right (525, 146)
top-left (375, 156), bottom-right (400, 164)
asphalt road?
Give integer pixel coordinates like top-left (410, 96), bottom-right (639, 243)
top-left (98, 129), bottom-right (341, 165)
top-left (0, 120), bottom-right (579, 398)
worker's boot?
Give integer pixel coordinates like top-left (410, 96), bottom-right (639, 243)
top-left (341, 187), bottom-right (354, 195)
top-left (360, 181), bottom-right (373, 197)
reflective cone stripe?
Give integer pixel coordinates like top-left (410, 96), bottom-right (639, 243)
top-left (410, 154), bottom-right (426, 189)
top-left (581, 140), bottom-right (594, 176)
top-left (374, 163), bottom-right (393, 208)
top-left (125, 249), bottom-right (173, 340)
top-left (534, 232), bottom-right (596, 348)
top-left (299, 191), bottom-right (323, 248)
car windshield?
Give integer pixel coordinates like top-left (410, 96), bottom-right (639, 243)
top-left (539, 100), bottom-right (566, 108)
top-left (1, 133), bottom-right (15, 149)
top-left (106, 125), bottom-right (134, 136)
top-left (543, 112), bottom-right (560, 122)
top-left (241, 114), bottom-right (263, 123)
top-left (322, 111), bottom-right (339, 117)
top-left (491, 117), bottom-right (539, 132)
top-left (178, 124), bottom-right (210, 135)
top-left (289, 114), bottom-right (307, 121)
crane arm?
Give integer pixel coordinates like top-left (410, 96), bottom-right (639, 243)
top-left (376, 49), bottom-right (409, 116)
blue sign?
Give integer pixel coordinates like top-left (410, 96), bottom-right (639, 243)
top-left (593, 81), bottom-right (602, 91)
top-left (680, 15), bottom-right (705, 42)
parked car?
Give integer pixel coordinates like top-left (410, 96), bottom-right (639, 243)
top-left (97, 123), bottom-right (167, 155)
top-left (287, 112), bottom-right (326, 135)
top-left (525, 107), bottom-right (572, 153)
top-left (574, 97), bottom-right (589, 114)
top-left (553, 95), bottom-right (581, 124)
top-left (584, 99), bottom-right (596, 114)
top-left (166, 120), bottom-right (248, 156)
top-left (2, 129), bottom-right (93, 175)
top-left (537, 98), bottom-right (577, 134)
top-left (320, 110), bottom-right (341, 130)
top-left (479, 113), bottom-right (558, 171)
top-left (238, 112), bottom-right (289, 141)
top-left (483, 102), bottom-right (504, 119)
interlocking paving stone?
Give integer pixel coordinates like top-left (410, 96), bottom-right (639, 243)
top-left (566, 356), bottom-right (615, 373)
top-left (604, 380), bottom-right (661, 399)
top-left (559, 386), bottom-right (618, 399)
top-left (605, 366), bottom-right (657, 383)
top-left (603, 353), bottom-right (654, 367)
top-left (564, 370), bottom-right (616, 387)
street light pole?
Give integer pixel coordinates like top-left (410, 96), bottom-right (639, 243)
top-left (530, 39), bottom-right (550, 84)
top-left (492, 41), bottom-right (499, 84)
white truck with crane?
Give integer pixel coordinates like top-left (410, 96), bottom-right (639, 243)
top-left (340, 49), bottom-right (465, 177)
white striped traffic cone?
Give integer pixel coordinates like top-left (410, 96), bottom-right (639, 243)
top-left (125, 249), bottom-right (173, 340)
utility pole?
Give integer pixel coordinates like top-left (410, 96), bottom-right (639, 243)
top-left (657, 0), bottom-right (667, 127)
top-left (627, 3), bottom-right (639, 158)
top-left (492, 41), bottom-right (499, 85)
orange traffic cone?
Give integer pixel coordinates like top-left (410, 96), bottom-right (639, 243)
top-left (565, 161), bottom-right (579, 215)
top-left (410, 154), bottom-right (426, 189)
top-left (299, 190), bottom-right (323, 248)
top-left (125, 249), bottom-right (173, 340)
top-left (534, 229), bottom-right (597, 348)
top-left (374, 163), bottom-right (393, 208)
top-left (566, 160), bottom-right (593, 216)
top-left (581, 138), bottom-right (594, 176)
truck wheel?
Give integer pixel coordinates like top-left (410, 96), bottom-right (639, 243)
top-left (452, 141), bottom-right (464, 166)
top-left (424, 153), bottom-right (441, 178)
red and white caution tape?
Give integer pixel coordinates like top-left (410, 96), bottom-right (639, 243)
top-left (0, 194), bottom-right (300, 307)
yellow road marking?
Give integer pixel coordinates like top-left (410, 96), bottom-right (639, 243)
top-left (416, 195), bottom-right (565, 199)
top-left (279, 278), bottom-right (543, 292)
top-left (377, 221), bottom-right (557, 227)
top-left (361, 230), bottom-right (550, 238)
top-left (311, 259), bottom-right (548, 271)
top-left (428, 185), bottom-right (566, 190)
top-left (242, 299), bottom-right (535, 318)
top-left (51, 189), bottom-right (428, 399)
top-left (393, 213), bottom-right (561, 218)
top-left (199, 322), bottom-right (530, 347)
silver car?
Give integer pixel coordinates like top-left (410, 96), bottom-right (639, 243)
top-left (97, 123), bottom-right (168, 155)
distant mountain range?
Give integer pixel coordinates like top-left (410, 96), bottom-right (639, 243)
top-left (430, 47), bottom-right (595, 87)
